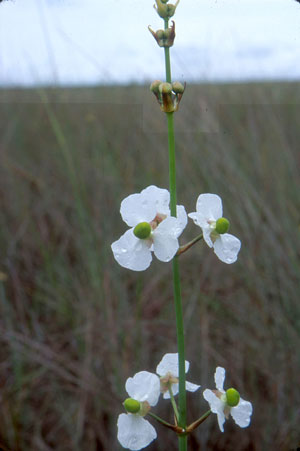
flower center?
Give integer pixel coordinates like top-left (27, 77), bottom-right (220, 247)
top-left (133, 222), bottom-right (152, 239)
top-left (225, 388), bottom-right (240, 407)
top-left (123, 398), bottom-right (141, 414)
top-left (150, 213), bottom-right (167, 230)
top-left (215, 217), bottom-right (230, 234)
top-left (160, 371), bottom-right (179, 393)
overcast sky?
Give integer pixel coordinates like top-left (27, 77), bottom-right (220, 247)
top-left (0, 0), bottom-right (300, 86)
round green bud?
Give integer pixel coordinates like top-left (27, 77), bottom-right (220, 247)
top-left (215, 217), bottom-right (230, 234)
top-left (123, 398), bottom-right (141, 414)
top-left (156, 29), bottom-right (165, 40)
top-left (159, 82), bottom-right (172, 94)
top-left (166, 4), bottom-right (176, 17)
top-left (133, 222), bottom-right (152, 239)
top-left (161, 0), bottom-right (169, 3)
top-left (172, 81), bottom-right (185, 94)
top-left (150, 80), bottom-right (162, 94)
top-left (226, 388), bottom-right (240, 407)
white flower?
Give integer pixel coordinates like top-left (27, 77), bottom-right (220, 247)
top-left (117, 371), bottom-right (161, 450)
top-left (156, 353), bottom-right (200, 399)
top-left (188, 193), bottom-right (241, 264)
top-left (203, 367), bottom-right (253, 432)
top-left (111, 185), bottom-right (187, 271)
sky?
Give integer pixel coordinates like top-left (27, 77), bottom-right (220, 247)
top-left (0, 0), bottom-right (300, 86)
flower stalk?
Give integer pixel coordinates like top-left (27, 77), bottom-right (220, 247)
top-left (163, 17), bottom-right (187, 451)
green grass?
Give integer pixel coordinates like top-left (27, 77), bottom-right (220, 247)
top-left (0, 82), bottom-right (300, 450)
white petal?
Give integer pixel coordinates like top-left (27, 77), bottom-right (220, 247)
top-left (213, 234), bottom-right (241, 264)
top-left (125, 371), bottom-right (161, 406)
top-left (203, 389), bottom-right (225, 432)
top-left (215, 367), bottom-right (226, 392)
top-left (231, 398), bottom-right (253, 428)
top-left (156, 353), bottom-right (189, 378)
top-left (162, 380), bottom-right (199, 398)
top-left (163, 382), bottom-right (179, 399)
top-left (120, 191), bottom-right (157, 227)
top-left (175, 205), bottom-right (188, 234)
top-left (195, 194), bottom-right (223, 225)
top-left (141, 185), bottom-right (170, 216)
top-left (186, 381), bottom-right (200, 393)
top-left (152, 217), bottom-right (180, 262)
top-left (202, 226), bottom-right (214, 248)
top-left (111, 229), bottom-right (152, 271)
top-left (117, 414), bottom-right (157, 450)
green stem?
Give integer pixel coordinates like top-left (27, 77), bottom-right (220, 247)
top-left (164, 17), bottom-right (187, 451)
top-left (176, 233), bottom-right (203, 257)
top-left (164, 19), bottom-right (172, 83)
top-left (186, 410), bottom-right (211, 432)
top-left (168, 385), bottom-right (179, 421)
top-left (148, 412), bottom-right (176, 430)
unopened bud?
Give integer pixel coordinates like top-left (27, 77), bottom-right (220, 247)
top-left (159, 82), bottom-right (172, 94)
top-left (154, 0), bottom-right (168, 18)
top-left (150, 80), bottom-right (162, 94)
top-left (226, 388), bottom-right (240, 407)
top-left (172, 81), bottom-right (185, 94)
top-left (123, 398), bottom-right (141, 414)
top-left (215, 217), bottom-right (230, 234)
top-left (148, 22), bottom-right (175, 48)
top-left (133, 222), bottom-right (152, 239)
top-left (159, 82), bottom-right (174, 112)
top-left (154, 0), bottom-right (180, 19)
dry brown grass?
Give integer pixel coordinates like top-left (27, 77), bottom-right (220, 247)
top-left (0, 82), bottom-right (299, 450)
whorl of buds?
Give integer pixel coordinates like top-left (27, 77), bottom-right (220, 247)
top-left (150, 80), bottom-right (186, 113)
top-left (154, 0), bottom-right (180, 19)
top-left (148, 21), bottom-right (175, 48)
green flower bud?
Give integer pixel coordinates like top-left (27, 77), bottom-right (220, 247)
top-left (154, 0), bottom-right (169, 18)
top-left (148, 22), bottom-right (175, 49)
top-left (226, 388), bottom-right (240, 407)
top-left (172, 81), bottom-right (185, 94)
top-left (123, 398), bottom-right (141, 414)
top-left (166, 4), bottom-right (176, 17)
top-left (133, 222), bottom-right (152, 239)
top-left (154, 0), bottom-right (179, 19)
top-left (159, 82), bottom-right (172, 94)
top-left (215, 217), bottom-right (230, 234)
top-left (150, 80), bottom-right (162, 94)
top-left (156, 29), bottom-right (165, 40)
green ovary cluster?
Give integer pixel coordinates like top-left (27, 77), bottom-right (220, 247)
top-left (225, 388), bottom-right (240, 407)
top-left (123, 398), bottom-right (141, 414)
top-left (215, 217), bottom-right (230, 234)
top-left (133, 222), bottom-right (152, 239)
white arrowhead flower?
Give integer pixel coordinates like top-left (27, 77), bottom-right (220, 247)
top-left (188, 193), bottom-right (241, 264)
top-left (117, 371), bottom-right (161, 450)
top-left (156, 353), bottom-right (200, 399)
top-left (111, 185), bottom-right (187, 271)
top-left (203, 367), bottom-right (253, 432)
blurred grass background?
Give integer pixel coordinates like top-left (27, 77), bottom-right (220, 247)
top-left (0, 82), bottom-right (299, 451)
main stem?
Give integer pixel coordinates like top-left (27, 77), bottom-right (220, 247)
top-left (164, 18), bottom-right (187, 451)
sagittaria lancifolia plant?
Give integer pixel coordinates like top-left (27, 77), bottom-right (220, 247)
top-left (111, 1), bottom-right (252, 450)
